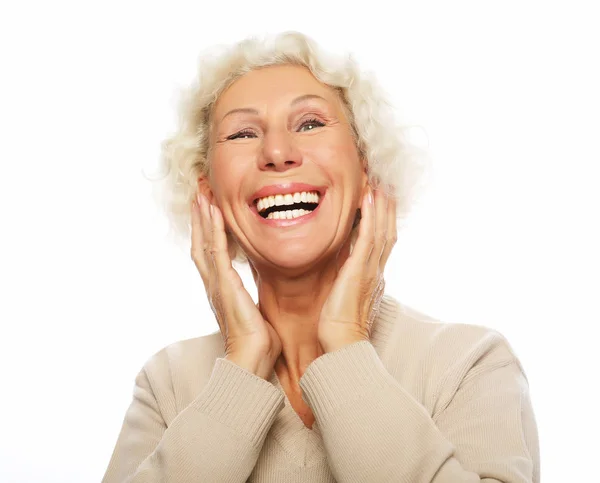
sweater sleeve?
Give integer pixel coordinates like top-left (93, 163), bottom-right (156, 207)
top-left (101, 357), bottom-right (285, 483)
top-left (298, 340), bottom-right (539, 483)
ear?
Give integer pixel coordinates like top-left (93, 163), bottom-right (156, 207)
top-left (196, 175), bottom-right (215, 204)
top-left (197, 174), bottom-right (231, 236)
top-left (360, 167), bottom-right (369, 196)
top-left (360, 155), bottom-right (369, 177)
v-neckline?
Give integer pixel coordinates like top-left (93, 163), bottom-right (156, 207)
top-left (267, 368), bottom-right (326, 467)
top-left (270, 368), bottom-right (320, 431)
top-left (269, 370), bottom-right (325, 467)
top-left (263, 294), bottom-right (398, 468)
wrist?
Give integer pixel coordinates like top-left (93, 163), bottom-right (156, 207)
top-left (225, 354), bottom-right (274, 380)
top-left (320, 337), bottom-right (367, 354)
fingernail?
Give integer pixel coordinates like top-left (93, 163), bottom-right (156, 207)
top-left (197, 193), bottom-right (203, 207)
top-left (209, 204), bottom-right (214, 216)
top-left (368, 188), bottom-right (374, 204)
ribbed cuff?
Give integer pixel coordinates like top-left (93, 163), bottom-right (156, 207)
top-left (193, 357), bottom-right (285, 447)
top-left (299, 341), bottom-right (396, 421)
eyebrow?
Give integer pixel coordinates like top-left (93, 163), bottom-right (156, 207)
top-left (219, 94), bottom-right (328, 123)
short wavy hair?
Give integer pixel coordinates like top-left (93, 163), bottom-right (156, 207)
top-left (146, 31), bottom-right (431, 263)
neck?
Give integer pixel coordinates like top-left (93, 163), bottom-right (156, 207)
top-left (250, 239), bottom-right (352, 386)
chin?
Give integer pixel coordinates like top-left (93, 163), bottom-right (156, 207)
top-left (259, 243), bottom-right (328, 272)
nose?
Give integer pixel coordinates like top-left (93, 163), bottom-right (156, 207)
top-left (257, 127), bottom-right (303, 172)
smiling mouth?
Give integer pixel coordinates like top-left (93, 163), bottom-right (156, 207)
top-left (254, 191), bottom-right (321, 219)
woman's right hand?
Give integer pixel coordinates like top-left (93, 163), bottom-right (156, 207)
top-left (190, 193), bottom-right (282, 380)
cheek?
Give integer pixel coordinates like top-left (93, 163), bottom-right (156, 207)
top-left (306, 130), bottom-right (360, 166)
top-left (306, 142), bottom-right (349, 171)
top-left (210, 152), bottom-right (249, 196)
top-left (308, 143), bottom-right (363, 189)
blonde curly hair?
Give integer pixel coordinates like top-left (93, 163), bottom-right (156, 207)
top-left (145, 31), bottom-right (431, 263)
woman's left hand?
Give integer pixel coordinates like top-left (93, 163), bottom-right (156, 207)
top-left (318, 186), bottom-right (397, 354)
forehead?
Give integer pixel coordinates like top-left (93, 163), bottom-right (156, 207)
top-left (213, 64), bottom-right (340, 117)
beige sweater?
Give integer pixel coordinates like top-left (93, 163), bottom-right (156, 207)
top-left (101, 295), bottom-right (540, 482)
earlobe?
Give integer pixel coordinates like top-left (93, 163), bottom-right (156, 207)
top-left (360, 181), bottom-right (370, 201)
top-left (196, 176), bottom-right (215, 204)
top-left (360, 166), bottom-right (369, 190)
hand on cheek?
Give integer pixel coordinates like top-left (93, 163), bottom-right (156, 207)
top-left (318, 186), bottom-right (397, 354)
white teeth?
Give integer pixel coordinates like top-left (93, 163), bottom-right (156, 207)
top-left (256, 191), bottom-right (320, 213)
top-left (266, 209), bottom-right (312, 220)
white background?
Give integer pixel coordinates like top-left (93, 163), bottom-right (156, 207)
top-left (1, 1), bottom-right (598, 481)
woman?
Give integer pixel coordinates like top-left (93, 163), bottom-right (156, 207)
top-left (102, 32), bottom-right (540, 482)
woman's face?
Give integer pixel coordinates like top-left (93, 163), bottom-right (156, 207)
top-left (206, 64), bottom-right (367, 271)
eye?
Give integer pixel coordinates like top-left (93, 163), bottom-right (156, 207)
top-left (298, 118), bottom-right (325, 132)
top-left (227, 129), bottom-right (256, 140)
top-left (226, 117), bottom-right (325, 140)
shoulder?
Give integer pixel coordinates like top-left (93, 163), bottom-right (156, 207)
top-left (381, 295), bottom-right (527, 414)
top-left (381, 295), bottom-right (521, 364)
top-left (398, 301), bottom-right (522, 368)
top-left (142, 330), bottom-right (224, 374)
top-left (137, 331), bottom-right (226, 422)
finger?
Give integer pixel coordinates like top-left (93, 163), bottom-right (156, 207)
top-left (190, 196), bottom-right (209, 282)
top-left (380, 191), bottom-right (397, 270)
top-left (210, 203), bottom-right (235, 279)
top-left (209, 203), bottom-right (260, 332)
top-left (349, 186), bottom-right (375, 264)
top-left (198, 194), bottom-right (217, 287)
top-left (368, 187), bottom-right (389, 271)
